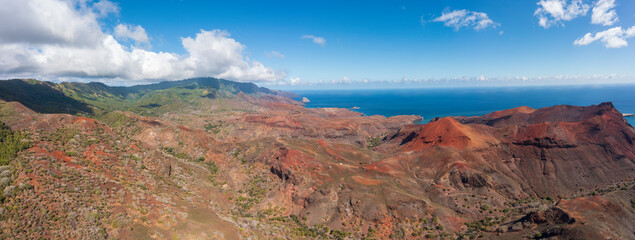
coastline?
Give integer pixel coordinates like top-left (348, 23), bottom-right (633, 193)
top-left (291, 85), bottom-right (635, 125)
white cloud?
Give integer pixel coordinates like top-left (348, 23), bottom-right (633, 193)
top-left (591, 0), bottom-right (619, 26)
top-left (114, 23), bottom-right (150, 46)
top-left (574, 26), bottom-right (635, 48)
top-left (0, 0), bottom-right (285, 82)
top-left (259, 77), bottom-right (303, 86)
top-left (534, 0), bottom-right (590, 28)
top-left (92, 0), bottom-right (119, 17)
top-left (0, 0), bottom-right (106, 46)
top-left (266, 50), bottom-right (285, 59)
top-left (265, 74), bottom-right (632, 87)
top-left (432, 9), bottom-right (499, 30)
top-left (420, 16), bottom-right (427, 27)
top-left (289, 77), bottom-right (301, 85)
top-left (302, 35), bottom-right (326, 47)
top-left (181, 30), bottom-right (285, 81)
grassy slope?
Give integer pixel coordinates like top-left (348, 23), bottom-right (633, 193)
top-left (0, 77), bottom-right (289, 116)
top-left (0, 79), bottom-right (94, 114)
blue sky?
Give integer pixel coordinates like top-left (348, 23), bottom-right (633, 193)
top-left (0, 0), bottom-right (634, 88)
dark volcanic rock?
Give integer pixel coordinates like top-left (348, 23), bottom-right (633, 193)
top-left (518, 207), bottom-right (574, 225)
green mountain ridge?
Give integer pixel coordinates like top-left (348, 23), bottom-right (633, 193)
top-left (0, 78), bottom-right (296, 116)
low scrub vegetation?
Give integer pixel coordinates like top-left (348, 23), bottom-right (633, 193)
top-left (0, 122), bottom-right (31, 165)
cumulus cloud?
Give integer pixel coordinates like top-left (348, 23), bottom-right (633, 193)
top-left (114, 23), bottom-right (150, 46)
top-left (534, 0), bottom-right (590, 28)
top-left (302, 35), bottom-right (326, 47)
top-left (432, 9), bottom-right (499, 31)
top-left (182, 30), bottom-right (284, 81)
top-left (0, 0), bottom-right (106, 46)
top-left (574, 26), bottom-right (635, 48)
top-left (591, 0), bottom-right (619, 26)
top-left (0, 0), bottom-right (285, 83)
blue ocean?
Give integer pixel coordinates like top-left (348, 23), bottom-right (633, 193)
top-left (291, 85), bottom-right (635, 126)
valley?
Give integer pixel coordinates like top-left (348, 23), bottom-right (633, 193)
top-left (0, 78), bottom-right (633, 239)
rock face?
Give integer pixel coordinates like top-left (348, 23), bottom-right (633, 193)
top-left (301, 97), bottom-right (310, 103)
top-left (385, 117), bottom-right (499, 151)
top-left (256, 102), bottom-right (635, 239)
top-left (383, 102), bottom-right (635, 197)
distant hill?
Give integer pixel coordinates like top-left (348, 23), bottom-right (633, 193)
top-left (0, 78), bottom-right (297, 115)
top-left (0, 79), bottom-right (94, 114)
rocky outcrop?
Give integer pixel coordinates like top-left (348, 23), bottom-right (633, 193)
top-left (383, 102), bottom-right (635, 197)
top-left (385, 117), bottom-right (498, 151)
top-left (517, 207), bottom-right (574, 225)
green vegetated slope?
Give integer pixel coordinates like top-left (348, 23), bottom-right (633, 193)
top-left (0, 121), bottom-right (32, 204)
top-left (0, 78), bottom-right (292, 116)
top-left (0, 79), bottom-right (94, 114)
top-left (0, 122), bottom-right (31, 166)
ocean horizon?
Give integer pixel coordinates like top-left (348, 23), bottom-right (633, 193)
top-left (291, 84), bottom-right (635, 125)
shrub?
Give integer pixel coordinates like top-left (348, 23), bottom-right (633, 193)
top-left (175, 152), bottom-right (188, 159)
top-left (205, 162), bottom-right (218, 175)
top-left (0, 122), bottom-right (32, 165)
top-left (331, 230), bottom-right (351, 240)
top-left (65, 151), bottom-right (78, 157)
top-left (366, 136), bottom-right (382, 149)
top-left (204, 123), bottom-right (222, 134)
